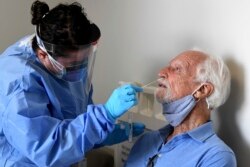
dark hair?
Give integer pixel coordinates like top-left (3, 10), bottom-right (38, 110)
top-left (31, 0), bottom-right (100, 56)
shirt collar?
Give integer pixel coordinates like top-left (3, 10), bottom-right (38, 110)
top-left (159, 124), bottom-right (174, 142)
top-left (187, 121), bottom-right (215, 143)
top-left (158, 121), bottom-right (215, 143)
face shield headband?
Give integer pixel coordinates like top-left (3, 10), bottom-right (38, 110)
top-left (35, 28), bottom-right (98, 94)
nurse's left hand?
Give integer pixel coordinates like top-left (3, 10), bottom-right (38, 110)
top-left (96, 122), bottom-right (145, 147)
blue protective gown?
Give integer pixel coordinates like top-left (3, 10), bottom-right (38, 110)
top-left (0, 35), bottom-right (115, 167)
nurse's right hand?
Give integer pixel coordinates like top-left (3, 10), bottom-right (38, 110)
top-left (105, 84), bottom-right (143, 121)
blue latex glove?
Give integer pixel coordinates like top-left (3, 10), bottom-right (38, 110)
top-left (97, 122), bottom-right (145, 146)
top-left (105, 84), bottom-right (143, 121)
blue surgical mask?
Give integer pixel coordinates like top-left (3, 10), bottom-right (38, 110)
top-left (162, 95), bottom-right (196, 127)
top-left (162, 85), bottom-right (204, 127)
top-left (62, 68), bottom-right (87, 82)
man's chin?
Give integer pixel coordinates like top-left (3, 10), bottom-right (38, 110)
top-left (155, 90), bottom-right (165, 103)
top-left (155, 89), bottom-right (172, 104)
top-left (155, 94), bottom-right (171, 103)
top-left (156, 96), bottom-right (164, 104)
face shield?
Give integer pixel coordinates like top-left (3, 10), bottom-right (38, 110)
top-left (35, 31), bottom-right (98, 95)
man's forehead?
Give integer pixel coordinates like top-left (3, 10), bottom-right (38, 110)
top-left (170, 51), bottom-right (207, 66)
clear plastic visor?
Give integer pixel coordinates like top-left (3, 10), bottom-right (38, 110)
top-left (36, 33), bottom-right (96, 71)
top-left (35, 32), bottom-right (98, 96)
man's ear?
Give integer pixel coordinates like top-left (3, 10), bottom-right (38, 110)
top-left (193, 83), bottom-right (214, 100)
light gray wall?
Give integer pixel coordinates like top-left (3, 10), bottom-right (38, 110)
top-left (1, 0), bottom-right (249, 166)
top-left (83, 0), bottom-right (250, 166)
top-left (0, 0), bottom-right (33, 51)
top-left (0, 0), bottom-right (71, 52)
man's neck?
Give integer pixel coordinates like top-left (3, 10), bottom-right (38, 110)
top-left (166, 105), bottom-right (210, 142)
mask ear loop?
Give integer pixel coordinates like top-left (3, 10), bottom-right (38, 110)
top-left (192, 83), bottom-right (211, 109)
top-left (206, 98), bottom-right (210, 109)
top-left (47, 54), bottom-right (66, 76)
top-left (192, 84), bottom-right (203, 102)
top-left (35, 28), bottom-right (66, 76)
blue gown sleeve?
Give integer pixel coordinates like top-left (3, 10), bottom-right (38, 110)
top-left (2, 86), bottom-right (114, 166)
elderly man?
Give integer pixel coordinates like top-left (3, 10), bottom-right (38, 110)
top-left (125, 50), bottom-right (236, 167)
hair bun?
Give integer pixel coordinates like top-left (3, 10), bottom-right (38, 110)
top-left (69, 2), bottom-right (83, 13)
top-left (31, 0), bottom-right (49, 25)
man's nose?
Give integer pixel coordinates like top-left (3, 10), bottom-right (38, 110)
top-left (158, 67), bottom-right (168, 78)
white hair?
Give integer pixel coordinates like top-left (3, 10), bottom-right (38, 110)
top-left (195, 55), bottom-right (231, 110)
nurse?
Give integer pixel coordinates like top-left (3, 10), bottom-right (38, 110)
top-left (0, 1), bottom-right (143, 166)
